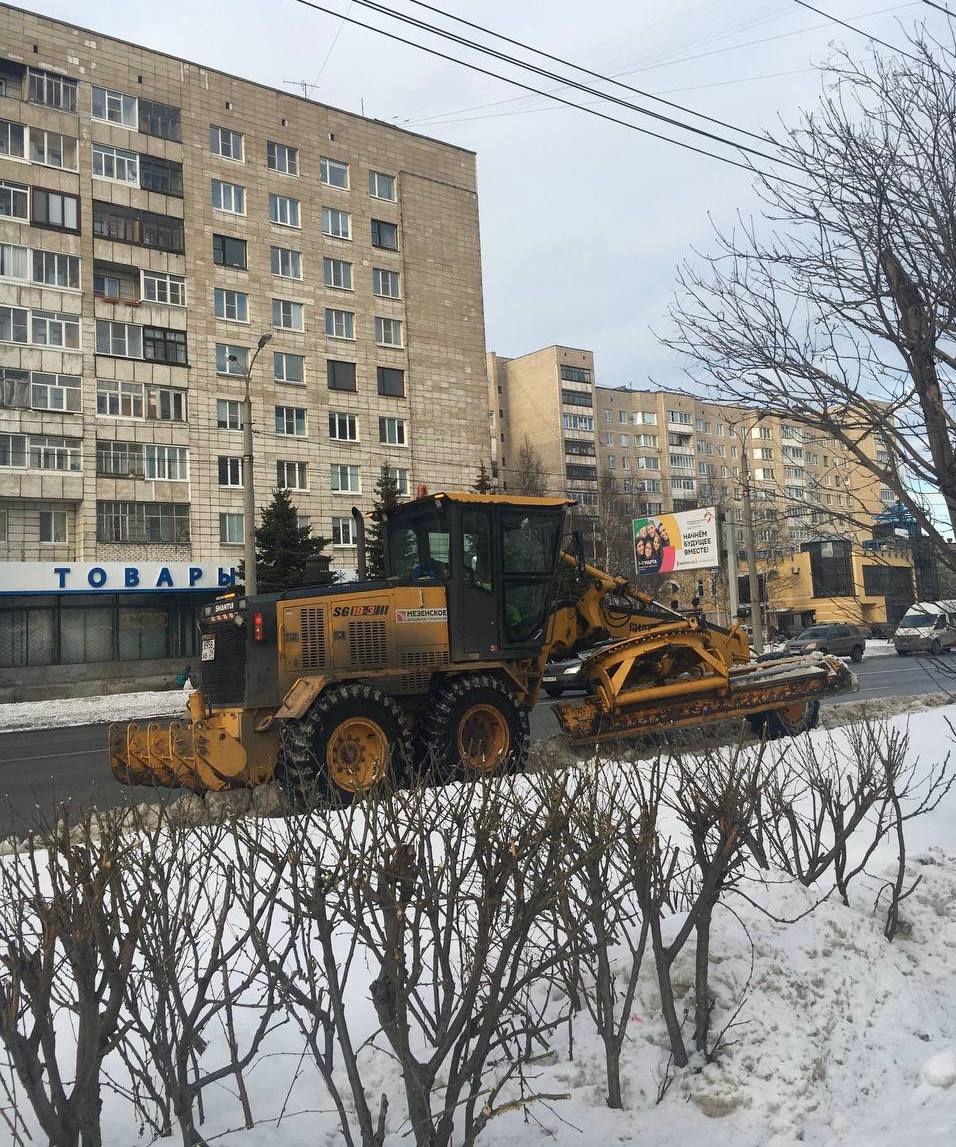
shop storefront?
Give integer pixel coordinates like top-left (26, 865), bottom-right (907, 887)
top-left (0, 562), bottom-right (236, 700)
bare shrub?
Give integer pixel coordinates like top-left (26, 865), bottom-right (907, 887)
top-left (0, 805), bottom-right (153, 1147)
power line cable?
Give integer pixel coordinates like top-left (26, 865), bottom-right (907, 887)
top-left (287, 0), bottom-right (804, 185)
top-left (398, 0), bottom-right (773, 146)
top-left (921, 0), bottom-right (955, 15)
top-left (790, 0), bottom-right (924, 60)
top-left (343, 0), bottom-right (797, 170)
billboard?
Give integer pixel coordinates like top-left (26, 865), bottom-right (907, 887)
top-left (632, 506), bottom-right (719, 576)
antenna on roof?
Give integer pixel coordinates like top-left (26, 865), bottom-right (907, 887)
top-left (283, 79), bottom-right (319, 98)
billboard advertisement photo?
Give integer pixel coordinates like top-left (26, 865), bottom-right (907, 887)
top-left (633, 506), bottom-right (719, 575)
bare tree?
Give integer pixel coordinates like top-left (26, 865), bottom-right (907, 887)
top-left (665, 28), bottom-right (956, 570)
top-left (512, 437), bottom-right (547, 497)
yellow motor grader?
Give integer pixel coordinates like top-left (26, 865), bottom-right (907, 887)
top-left (109, 493), bottom-right (855, 802)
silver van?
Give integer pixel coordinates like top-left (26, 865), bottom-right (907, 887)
top-left (893, 600), bottom-right (956, 655)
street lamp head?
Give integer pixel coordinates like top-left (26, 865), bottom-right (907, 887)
top-left (257, 333), bottom-right (273, 350)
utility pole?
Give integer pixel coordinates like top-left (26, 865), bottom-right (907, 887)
top-left (236, 333), bottom-right (272, 597)
top-left (723, 518), bottom-right (739, 625)
top-left (738, 425), bottom-right (765, 654)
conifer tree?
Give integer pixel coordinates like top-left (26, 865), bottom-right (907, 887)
top-left (472, 460), bottom-right (494, 493)
top-left (366, 468), bottom-right (402, 580)
top-left (240, 487), bottom-right (332, 593)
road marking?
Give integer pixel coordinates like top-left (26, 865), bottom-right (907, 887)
top-left (0, 747), bottom-right (103, 765)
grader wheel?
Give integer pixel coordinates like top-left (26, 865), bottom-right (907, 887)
top-left (749, 699), bottom-right (820, 740)
top-left (275, 683), bottom-right (412, 808)
top-left (415, 672), bottom-right (529, 779)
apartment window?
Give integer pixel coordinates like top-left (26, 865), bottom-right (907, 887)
top-left (566, 464), bottom-right (597, 481)
top-left (372, 268), bottom-right (400, 298)
top-left (375, 317), bottom-right (403, 347)
top-left (637, 456), bottom-right (660, 470)
top-left (619, 433), bottom-right (629, 447)
top-left (92, 143), bottom-right (138, 184)
top-left (320, 157), bottom-right (349, 189)
top-left (329, 412), bottom-right (358, 441)
top-left (377, 367), bottom-right (405, 398)
top-left (39, 509), bottom-right (68, 543)
top-left (561, 390), bottom-right (592, 408)
top-left (379, 416), bottom-right (406, 446)
top-left (29, 373), bottom-right (81, 413)
top-left (273, 299), bottom-right (304, 331)
top-left (783, 465), bottom-right (805, 481)
top-left (212, 233), bottom-right (247, 269)
top-left (277, 460), bottom-right (308, 490)
top-left (671, 477), bottom-right (696, 492)
top-left (92, 202), bottom-right (183, 252)
top-left (218, 456), bottom-right (242, 487)
top-left (0, 243), bottom-right (27, 281)
top-left (325, 308), bottom-right (354, 339)
top-left (215, 288), bottom-right (249, 323)
top-left (322, 207), bottom-right (351, 239)
top-left (667, 410), bottom-right (692, 425)
top-left (0, 306), bottom-right (28, 344)
top-left (562, 413), bottom-right (593, 432)
top-left (96, 379), bottom-right (144, 418)
top-left (219, 512), bottom-right (244, 545)
top-left (276, 406), bottom-right (306, 436)
top-left (754, 426), bottom-right (773, 440)
top-left (32, 310), bottom-right (80, 349)
top-left (382, 466), bottom-right (409, 496)
top-left (267, 141), bottom-right (298, 175)
top-left (29, 69), bottom-right (77, 112)
top-left (143, 327), bottom-right (187, 366)
top-left (144, 444), bottom-right (188, 481)
top-left (0, 119), bottom-right (25, 158)
top-left (695, 418), bottom-right (712, 433)
top-left (600, 431), bottom-right (613, 446)
top-left (0, 433), bottom-right (27, 468)
top-left (271, 246), bottom-right (302, 279)
top-left (328, 360), bottom-right (357, 392)
top-left (269, 193), bottom-right (301, 228)
top-left (274, 351), bottom-right (304, 384)
top-left (97, 440), bottom-right (143, 477)
top-left (32, 189), bottom-right (79, 232)
top-left (29, 435), bottom-right (80, 472)
top-left (369, 170), bottom-right (396, 200)
top-left (212, 179), bottom-right (245, 215)
top-left (371, 219), bottom-right (399, 250)
top-left (0, 181), bottom-right (29, 221)
top-left (560, 365), bottom-right (591, 384)
top-left (754, 467), bottom-right (776, 482)
top-left (138, 98), bottom-right (181, 142)
top-left (92, 86), bottom-right (137, 127)
top-left (331, 463), bottom-right (360, 493)
top-left (210, 125), bottom-right (244, 161)
top-left (33, 250), bottom-right (80, 289)
top-left (217, 399), bottom-right (243, 430)
top-left (143, 271), bottom-right (186, 306)
top-left (753, 447), bottom-right (774, 461)
top-left (215, 343), bottom-right (248, 376)
top-left (29, 128), bottom-right (78, 171)
top-left (324, 257), bottom-right (352, 290)
top-left (139, 154), bottom-right (183, 197)
top-left (332, 516), bottom-right (355, 546)
top-left (606, 456), bottom-right (615, 470)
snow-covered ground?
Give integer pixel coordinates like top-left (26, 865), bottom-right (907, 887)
top-left (0, 685), bottom-right (192, 732)
top-left (2, 703), bottom-right (951, 1147)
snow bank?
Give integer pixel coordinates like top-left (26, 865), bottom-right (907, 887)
top-left (0, 686), bottom-right (192, 732)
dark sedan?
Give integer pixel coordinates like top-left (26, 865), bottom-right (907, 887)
top-left (542, 640), bottom-right (619, 697)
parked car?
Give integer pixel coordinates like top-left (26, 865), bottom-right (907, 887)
top-left (893, 601), bottom-right (956, 655)
top-left (543, 639), bottom-right (619, 697)
top-left (784, 623), bottom-right (867, 662)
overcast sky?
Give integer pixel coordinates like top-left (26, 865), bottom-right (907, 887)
top-left (23, 0), bottom-right (952, 386)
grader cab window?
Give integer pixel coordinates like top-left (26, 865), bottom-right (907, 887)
top-left (462, 508), bottom-right (493, 593)
top-left (387, 505), bottom-right (450, 580)
top-left (500, 510), bottom-right (562, 646)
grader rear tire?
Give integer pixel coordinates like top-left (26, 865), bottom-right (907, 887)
top-left (275, 683), bottom-right (412, 809)
top-left (748, 699), bottom-right (820, 740)
top-left (414, 673), bottom-right (529, 780)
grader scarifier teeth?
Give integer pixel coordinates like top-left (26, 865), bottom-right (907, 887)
top-left (109, 715), bottom-right (245, 792)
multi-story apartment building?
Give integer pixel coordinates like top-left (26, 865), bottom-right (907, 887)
top-left (487, 345), bottom-right (599, 505)
top-left (0, 4), bottom-right (488, 695)
top-left (490, 343), bottom-right (913, 631)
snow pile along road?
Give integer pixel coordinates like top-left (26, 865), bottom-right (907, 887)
top-left (0, 687), bottom-right (192, 732)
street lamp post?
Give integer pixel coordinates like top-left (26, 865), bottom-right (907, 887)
top-left (728, 417), bottom-right (765, 655)
top-left (233, 333), bottom-right (272, 597)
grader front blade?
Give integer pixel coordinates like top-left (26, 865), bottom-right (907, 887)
top-left (108, 692), bottom-right (280, 791)
top-left (555, 651), bottom-right (856, 745)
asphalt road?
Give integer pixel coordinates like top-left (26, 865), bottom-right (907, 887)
top-left (0, 652), bottom-right (952, 838)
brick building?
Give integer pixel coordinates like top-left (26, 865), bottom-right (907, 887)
top-left (0, 3), bottom-right (488, 696)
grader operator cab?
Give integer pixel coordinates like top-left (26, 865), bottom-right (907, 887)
top-left (109, 493), bottom-right (855, 802)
